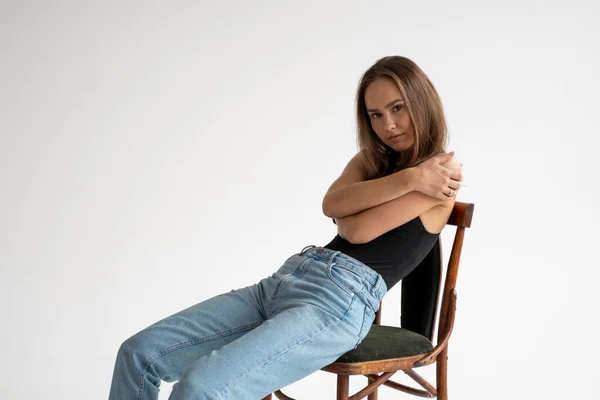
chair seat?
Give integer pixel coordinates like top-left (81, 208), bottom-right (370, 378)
top-left (335, 325), bottom-right (433, 363)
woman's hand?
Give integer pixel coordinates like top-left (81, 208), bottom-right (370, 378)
top-left (409, 152), bottom-right (462, 200)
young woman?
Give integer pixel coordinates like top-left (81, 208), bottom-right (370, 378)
top-left (109, 56), bottom-right (463, 400)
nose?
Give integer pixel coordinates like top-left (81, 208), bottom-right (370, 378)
top-left (385, 116), bottom-right (396, 131)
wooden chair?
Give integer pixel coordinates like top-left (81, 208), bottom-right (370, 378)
top-left (262, 201), bottom-right (474, 400)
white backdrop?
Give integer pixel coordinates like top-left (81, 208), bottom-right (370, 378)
top-left (1, 1), bottom-right (598, 399)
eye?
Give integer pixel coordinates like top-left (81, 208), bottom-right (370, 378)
top-left (370, 113), bottom-right (381, 120)
top-left (392, 104), bottom-right (403, 112)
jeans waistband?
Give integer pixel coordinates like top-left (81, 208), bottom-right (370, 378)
top-left (299, 245), bottom-right (387, 301)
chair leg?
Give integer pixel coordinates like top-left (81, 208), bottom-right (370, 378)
top-left (337, 375), bottom-right (349, 400)
top-left (261, 394), bottom-right (272, 400)
top-left (367, 375), bottom-right (378, 400)
top-left (436, 347), bottom-right (449, 400)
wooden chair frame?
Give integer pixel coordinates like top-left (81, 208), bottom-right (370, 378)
top-left (262, 201), bottom-right (474, 400)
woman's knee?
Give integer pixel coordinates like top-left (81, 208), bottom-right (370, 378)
top-left (116, 329), bottom-right (154, 365)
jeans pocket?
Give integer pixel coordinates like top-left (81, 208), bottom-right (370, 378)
top-left (270, 258), bottom-right (310, 300)
top-left (354, 305), bottom-right (376, 349)
top-left (326, 262), bottom-right (363, 298)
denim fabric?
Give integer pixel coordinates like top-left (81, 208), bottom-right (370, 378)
top-left (108, 245), bottom-right (387, 400)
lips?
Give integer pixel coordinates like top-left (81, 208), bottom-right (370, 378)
top-left (388, 133), bottom-right (404, 139)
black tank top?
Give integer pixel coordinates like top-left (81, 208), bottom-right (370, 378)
top-left (322, 160), bottom-right (439, 291)
top-left (323, 216), bottom-right (438, 291)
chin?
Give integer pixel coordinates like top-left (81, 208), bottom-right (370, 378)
top-left (391, 143), bottom-right (414, 152)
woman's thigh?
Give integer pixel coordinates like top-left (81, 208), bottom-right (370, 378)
top-left (119, 287), bottom-right (267, 384)
top-left (168, 253), bottom-right (376, 399)
top-left (170, 297), bottom-right (366, 399)
top-left (112, 249), bottom-right (315, 397)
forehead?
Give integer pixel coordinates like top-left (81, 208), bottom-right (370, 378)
top-left (364, 78), bottom-right (403, 107)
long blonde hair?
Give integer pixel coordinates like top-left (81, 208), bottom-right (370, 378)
top-left (356, 56), bottom-right (448, 180)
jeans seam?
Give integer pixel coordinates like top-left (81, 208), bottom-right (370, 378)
top-left (136, 321), bottom-right (263, 400)
top-left (216, 295), bottom-right (358, 398)
top-left (355, 304), bottom-right (375, 349)
top-left (269, 257), bottom-right (312, 301)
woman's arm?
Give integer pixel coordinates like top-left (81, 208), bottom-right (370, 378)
top-left (322, 151), bottom-right (417, 219)
top-left (336, 157), bottom-right (462, 244)
top-left (322, 151), bottom-right (461, 219)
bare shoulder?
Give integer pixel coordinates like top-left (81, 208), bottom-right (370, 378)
top-left (442, 155), bottom-right (462, 172)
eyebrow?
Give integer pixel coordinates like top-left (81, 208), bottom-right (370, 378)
top-left (366, 98), bottom-right (405, 112)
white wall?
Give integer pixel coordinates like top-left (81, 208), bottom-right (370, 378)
top-left (1, 0), bottom-right (598, 399)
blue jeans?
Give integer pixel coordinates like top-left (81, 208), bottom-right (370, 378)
top-left (109, 245), bottom-right (387, 399)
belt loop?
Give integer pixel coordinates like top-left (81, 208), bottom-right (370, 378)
top-left (300, 245), bottom-right (316, 255)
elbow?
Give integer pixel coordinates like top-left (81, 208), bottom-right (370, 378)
top-left (345, 222), bottom-right (373, 244)
top-left (323, 195), bottom-right (348, 219)
top-left (322, 200), bottom-right (332, 218)
top-left (346, 231), bottom-right (368, 245)
top-left (337, 218), bottom-right (367, 245)
top-left (322, 196), bottom-right (336, 218)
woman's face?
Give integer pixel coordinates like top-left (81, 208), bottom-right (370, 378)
top-left (364, 77), bottom-right (415, 152)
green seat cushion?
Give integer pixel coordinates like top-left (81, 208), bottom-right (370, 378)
top-left (336, 325), bottom-right (433, 363)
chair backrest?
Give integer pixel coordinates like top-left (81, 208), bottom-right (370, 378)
top-left (399, 202), bottom-right (474, 341)
top-left (401, 238), bottom-right (442, 341)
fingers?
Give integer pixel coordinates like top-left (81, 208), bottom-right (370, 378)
top-left (449, 170), bottom-right (463, 182)
top-left (438, 182), bottom-right (460, 200)
top-left (448, 181), bottom-right (461, 191)
top-left (443, 187), bottom-right (456, 198)
top-left (435, 189), bottom-right (453, 200)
